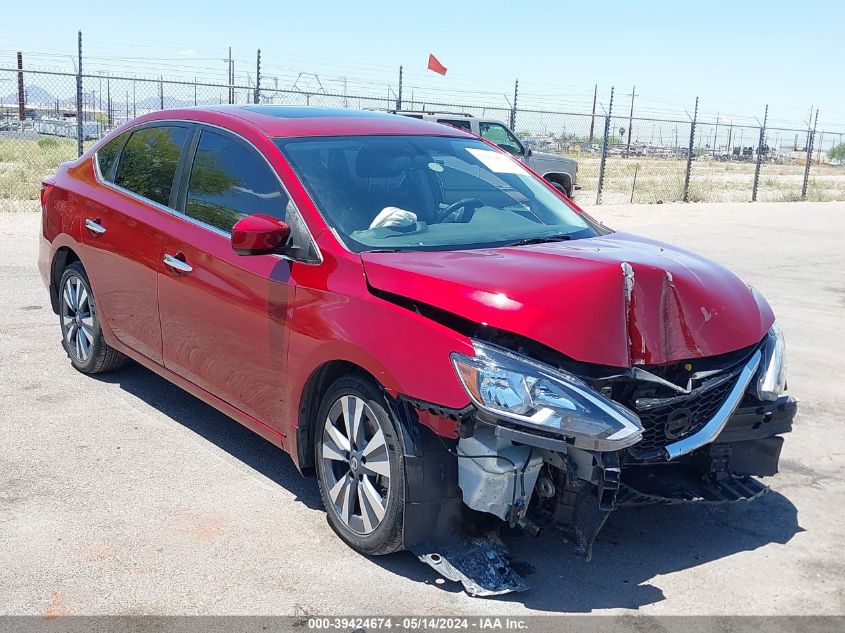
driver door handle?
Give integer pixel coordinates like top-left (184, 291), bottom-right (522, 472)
top-left (163, 253), bottom-right (193, 274)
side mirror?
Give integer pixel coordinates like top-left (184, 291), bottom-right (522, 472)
top-left (523, 146), bottom-right (532, 157)
top-left (231, 214), bottom-right (291, 256)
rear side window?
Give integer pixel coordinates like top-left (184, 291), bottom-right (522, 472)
top-left (95, 133), bottom-right (128, 181)
top-left (437, 119), bottom-right (472, 131)
top-left (114, 126), bottom-right (191, 206)
top-left (184, 129), bottom-right (288, 233)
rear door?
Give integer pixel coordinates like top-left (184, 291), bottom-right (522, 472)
top-left (80, 123), bottom-right (192, 364)
top-left (157, 126), bottom-right (298, 429)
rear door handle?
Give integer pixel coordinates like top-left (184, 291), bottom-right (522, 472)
top-left (84, 218), bottom-right (106, 235)
top-left (163, 253), bottom-right (193, 274)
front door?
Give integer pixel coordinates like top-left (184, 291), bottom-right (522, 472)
top-left (80, 123), bottom-right (193, 364)
top-left (479, 121), bottom-right (527, 161)
top-left (157, 127), bottom-right (296, 429)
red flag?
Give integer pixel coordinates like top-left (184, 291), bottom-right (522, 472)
top-left (427, 54), bottom-right (447, 76)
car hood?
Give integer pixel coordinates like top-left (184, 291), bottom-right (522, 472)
top-left (360, 232), bottom-right (774, 368)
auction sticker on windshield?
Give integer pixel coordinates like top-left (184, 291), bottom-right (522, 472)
top-left (466, 148), bottom-right (525, 174)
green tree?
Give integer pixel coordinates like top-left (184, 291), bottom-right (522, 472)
top-left (829, 143), bottom-right (845, 161)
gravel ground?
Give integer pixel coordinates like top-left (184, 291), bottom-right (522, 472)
top-left (0, 201), bottom-right (843, 616)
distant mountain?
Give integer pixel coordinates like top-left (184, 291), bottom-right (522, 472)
top-left (2, 84), bottom-right (58, 105)
top-left (134, 95), bottom-right (193, 110)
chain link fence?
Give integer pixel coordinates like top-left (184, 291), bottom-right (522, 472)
top-left (2, 61), bottom-right (843, 211)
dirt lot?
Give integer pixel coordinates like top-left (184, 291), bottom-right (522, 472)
top-left (1, 202), bottom-right (843, 615)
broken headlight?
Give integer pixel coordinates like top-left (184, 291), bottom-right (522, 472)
top-left (451, 341), bottom-right (642, 451)
top-left (756, 324), bottom-right (787, 401)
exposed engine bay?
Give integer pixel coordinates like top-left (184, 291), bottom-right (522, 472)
top-left (408, 327), bottom-right (795, 597)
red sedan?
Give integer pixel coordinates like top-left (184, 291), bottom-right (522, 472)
top-left (38, 106), bottom-right (794, 593)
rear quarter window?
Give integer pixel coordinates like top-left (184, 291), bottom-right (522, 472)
top-left (95, 133), bottom-right (128, 182)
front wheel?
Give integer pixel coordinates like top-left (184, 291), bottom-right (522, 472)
top-left (314, 375), bottom-right (406, 555)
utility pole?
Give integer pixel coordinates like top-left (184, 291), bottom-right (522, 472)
top-left (752, 104), bottom-right (768, 202)
top-left (588, 84), bottom-right (597, 142)
top-left (397, 65), bottom-right (403, 110)
top-left (510, 79), bottom-right (519, 130)
top-left (714, 113), bottom-right (719, 156)
top-left (727, 120), bottom-right (733, 156)
top-left (76, 31), bottom-right (83, 156)
top-left (228, 47), bottom-right (233, 104)
top-left (254, 49), bottom-right (261, 104)
top-left (683, 97), bottom-right (699, 202)
top-left (801, 109), bottom-right (818, 200)
top-left (596, 87), bottom-right (614, 204)
top-left (625, 85), bottom-right (638, 157)
top-left (817, 131), bottom-right (824, 164)
top-left (106, 73), bottom-right (111, 129)
top-left (16, 51), bottom-right (25, 122)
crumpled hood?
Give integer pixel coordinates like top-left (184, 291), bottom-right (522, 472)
top-left (361, 232), bottom-right (774, 368)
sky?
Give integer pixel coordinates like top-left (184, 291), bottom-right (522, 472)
top-left (2, 0), bottom-right (843, 132)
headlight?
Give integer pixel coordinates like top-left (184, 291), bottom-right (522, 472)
top-left (756, 324), bottom-right (787, 401)
top-left (451, 341), bottom-right (642, 451)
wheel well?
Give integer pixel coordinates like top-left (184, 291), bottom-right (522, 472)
top-left (545, 172), bottom-right (572, 192)
top-left (49, 247), bottom-right (80, 313)
top-left (296, 360), bottom-right (377, 471)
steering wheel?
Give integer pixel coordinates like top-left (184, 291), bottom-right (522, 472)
top-left (436, 198), bottom-right (485, 223)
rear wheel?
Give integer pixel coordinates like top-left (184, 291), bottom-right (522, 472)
top-left (315, 375), bottom-right (405, 555)
top-left (58, 262), bottom-right (126, 374)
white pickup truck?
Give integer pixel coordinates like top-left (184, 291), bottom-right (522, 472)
top-left (392, 110), bottom-right (580, 198)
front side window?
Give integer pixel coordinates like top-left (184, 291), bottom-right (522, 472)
top-left (95, 132), bottom-right (128, 181)
top-left (276, 135), bottom-right (599, 253)
top-left (114, 126), bottom-right (190, 206)
top-left (479, 122), bottom-right (523, 155)
top-left (185, 130), bottom-right (288, 233)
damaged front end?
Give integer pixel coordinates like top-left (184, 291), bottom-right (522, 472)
top-left (415, 328), bottom-right (795, 595)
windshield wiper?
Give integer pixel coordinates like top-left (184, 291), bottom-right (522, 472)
top-left (503, 234), bottom-right (573, 247)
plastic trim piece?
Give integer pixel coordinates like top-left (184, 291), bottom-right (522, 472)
top-left (664, 350), bottom-right (762, 460)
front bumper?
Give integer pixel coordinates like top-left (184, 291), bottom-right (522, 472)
top-left (716, 394), bottom-right (796, 443)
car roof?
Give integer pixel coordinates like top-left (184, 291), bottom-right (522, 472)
top-left (143, 105), bottom-right (476, 139)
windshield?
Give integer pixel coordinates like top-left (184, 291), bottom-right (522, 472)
top-left (275, 135), bottom-right (601, 253)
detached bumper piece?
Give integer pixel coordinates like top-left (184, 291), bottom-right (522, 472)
top-left (618, 472), bottom-right (769, 506)
top-left (416, 535), bottom-right (528, 597)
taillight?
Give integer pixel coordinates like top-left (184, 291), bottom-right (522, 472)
top-left (40, 180), bottom-right (54, 211)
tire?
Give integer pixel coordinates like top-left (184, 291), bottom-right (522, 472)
top-left (551, 180), bottom-right (572, 198)
top-left (314, 374), bottom-right (406, 555)
top-left (58, 261), bottom-right (127, 374)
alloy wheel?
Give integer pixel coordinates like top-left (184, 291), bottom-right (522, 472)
top-left (320, 395), bottom-right (391, 535)
top-left (61, 274), bottom-right (94, 363)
